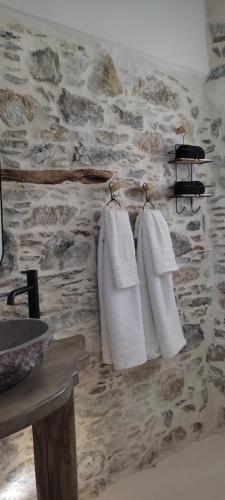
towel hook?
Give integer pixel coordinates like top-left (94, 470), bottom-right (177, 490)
top-left (190, 197), bottom-right (201, 214)
top-left (107, 181), bottom-right (121, 207)
top-left (175, 198), bottom-right (186, 214)
top-left (143, 183), bottom-right (155, 209)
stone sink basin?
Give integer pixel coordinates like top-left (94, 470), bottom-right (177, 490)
top-left (0, 319), bottom-right (52, 392)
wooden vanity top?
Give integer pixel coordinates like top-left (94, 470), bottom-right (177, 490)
top-left (0, 335), bottom-right (88, 438)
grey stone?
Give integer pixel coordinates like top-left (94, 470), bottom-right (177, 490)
top-left (79, 450), bottom-right (105, 481)
top-left (207, 344), bottom-right (225, 362)
top-left (211, 118), bottom-right (222, 137)
top-left (112, 104), bottom-right (143, 130)
top-left (208, 64), bottom-right (225, 81)
top-left (36, 87), bottom-right (55, 102)
top-left (2, 156), bottom-right (20, 168)
top-left (0, 437), bottom-right (18, 472)
top-left (0, 30), bottom-right (20, 40)
top-left (0, 230), bottom-right (18, 278)
top-left (64, 54), bottom-right (88, 78)
top-left (0, 41), bottom-right (22, 51)
top-left (201, 386), bottom-right (208, 406)
top-left (201, 139), bottom-right (211, 145)
top-left (89, 386), bottom-right (106, 395)
top-left (192, 422), bottom-right (203, 433)
top-left (30, 47), bottom-right (62, 84)
top-left (0, 88), bottom-right (37, 127)
top-left (182, 324), bottom-right (204, 352)
top-left (88, 54), bottom-right (123, 96)
top-left (209, 23), bottom-right (225, 43)
top-left (24, 205), bottom-right (76, 228)
top-left (133, 75), bottom-right (179, 110)
top-left (0, 138), bottom-right (28, 154)
top-left (95, 130), bottom-right (129, 145)
top-left (72, 142), bottom-right (142, 165)
top-left (162, 427), bottom-right (187, 451)
top-left (191, 106), bottom-right (199, 119)
top-left (170, 232), bottom-right (192, 257)
top-left (77, 388), bottom-right (124, 419)
top-left (208, 364), bottom-right (224, 383)
top-left (2, 129), bottom-right (27, 138)
top-left (40, 124), bottom-right (69, 142)
top-left (58, 89), bottom-right (104, 126)
top-left (186, 220), bottom-right (201, 231)
top-left (139, 443), bottom-right (159, 468)
top-left (4, 51), bottom-right (20, 61)
top-left (133, 130), bottom-right (165, 154)
top-left (40, 230), bottom-right (91, 270)
top-left (189, 297), bottom-right (212, 307)
top-left (4, 73), bottom-right (28, 84)
top-left (187, 357), bottom-right (203, 371)
top-left (158, 369), bottom-right (184, 401)
top-left (215, 329), bottom-right (225, 339)
top-left (128, 168), bottom-right (147, 179)
top-left (27, 143), bottom-right (55, 164)
top-left (161, 410), bottom-right (173, 428)
top-left (182, 404), bottom-right (196, 413)
top-left (122, 359), bottom-right (160, 385)
top-left (213, 47), bottom-right (221, 58)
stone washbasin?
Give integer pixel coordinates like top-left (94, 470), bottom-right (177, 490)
top-left (0, 319), bottom-right (52, 392)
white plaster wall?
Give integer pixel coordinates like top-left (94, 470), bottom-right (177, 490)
top-left (0, 0), bottom-right (209, 72)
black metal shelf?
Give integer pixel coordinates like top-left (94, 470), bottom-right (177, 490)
top-left (169, 158), bottom-right (212, 165)
top-left (169, 148), bottom-right (213, 214)
top-left (170, 194), bottom-right (213, 199)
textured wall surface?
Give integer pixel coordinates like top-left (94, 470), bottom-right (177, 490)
top-left (0, 0), bottom-right (209, 71)
top-left (0, 4), bottom-right (223, 500)
top-left (205, 0), bottom-right (225, 450)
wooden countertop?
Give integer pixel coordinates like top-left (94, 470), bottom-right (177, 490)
top-left (0, 335), bottom-right (88, 439)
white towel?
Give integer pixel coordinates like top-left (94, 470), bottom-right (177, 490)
top-left (144, 210), bottom-right (178, 275)
top-left (98, 207), bottom-right (147, 370)
top-left (135, 209), bottom-right (186, 358)
top-left (135, 213), bottom-right (161, 359)
top-left (104, 207), bottom-right (140, 288)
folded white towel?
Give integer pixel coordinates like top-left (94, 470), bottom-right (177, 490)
top-left (104, 207), bottom-right (139, 288)
top-left (145, 210), bottom-right (178, 275)
top-left (136, 209), bottom-right (186, 358)
top-left (98, 207), bottom-right (147, 370)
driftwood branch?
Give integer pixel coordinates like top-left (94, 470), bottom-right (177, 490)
top-left (1, 168), bottom-right (112, 185)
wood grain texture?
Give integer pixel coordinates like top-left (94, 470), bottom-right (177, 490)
top-left (33, 393), bottom-right (78, 500)
top-left (0, 336), bottom-right (88, 438)
top-left (1, 168), bottom-right (113, 184)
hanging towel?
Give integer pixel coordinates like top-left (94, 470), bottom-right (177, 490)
top-left (143, 210), bottom-right (178, 276)
top-left (135, 210), bottom-right (186, 358)
top-left (98, 207), bottom-right (147, 370)
top-left (135, 213), bottom-right (161, 360)
top-left (104, 207), bottom-right (140, 289)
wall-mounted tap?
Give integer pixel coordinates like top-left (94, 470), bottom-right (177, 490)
top-left (7, 270), bottom-right (40, 319)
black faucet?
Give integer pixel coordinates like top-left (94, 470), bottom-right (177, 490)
top-left (7, 270), bottom-right (40, 319)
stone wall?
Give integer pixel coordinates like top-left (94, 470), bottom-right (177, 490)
top-left (205, 0), bottom-right (225, 435)
top-left (0, 5), bottom-right (220, 500)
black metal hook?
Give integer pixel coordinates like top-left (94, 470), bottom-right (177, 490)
top-left (175, 196), bottom-right (201, 215)
top-left (107, 181), bottom-right (121, 207)
top-left (143, 183), bottom-right (155, 209)
top-left (190, 197), bottom-right (201, 214)
top-left (175, 198), bottom-right (185, 214)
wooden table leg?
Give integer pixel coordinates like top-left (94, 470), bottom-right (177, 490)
top-left (32, 392), bottom-right (78, 500)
